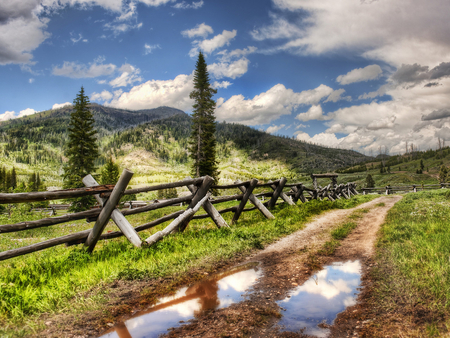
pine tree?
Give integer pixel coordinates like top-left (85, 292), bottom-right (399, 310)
top-left (365, 174), bottom-right (375, 188)
top-left (63, 86), bottom-right (99, 211)
top-left (10, 167), bottom-right (17, 191)
top-left (100, 156), bottom-right (120, 185)
top-left (439, 165), bottom-right (448, 183)
top-left (189, 52), bottom-right (220, 183)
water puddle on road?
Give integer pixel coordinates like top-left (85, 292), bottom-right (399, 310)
top-left (99, 262), bottom-right (261, 338)
top-left (277, 260), bottom-right (362, 337)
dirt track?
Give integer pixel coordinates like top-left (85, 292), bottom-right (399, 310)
top-left (162, 195), bottom-right (402, 338)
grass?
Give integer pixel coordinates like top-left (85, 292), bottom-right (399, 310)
top-left (0, 194), bottom-right (376, 336)
top-left (371, 189), bottom-right (450, 333)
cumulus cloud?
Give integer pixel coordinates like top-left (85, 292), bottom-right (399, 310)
top-left (182, 23), bottom-right (213, 38)
top-left (190, 29), bottom-right (237, 56)
top-left (325, 89), bottom-right (351, 103)
top-left (336, 65), bottom-right (382, 85)
top-left (173, 1), bottom-right (203, 9)
top-left (52, 102), bottom-right (72, 109)
top-left (366, 115), bottom-right (397, 130)
top-left (91, 90), bottom-right (114, 102)
top-left (109, 64), bottom-right (142, 87)
top-left (421, 109), bottom-right (450, 121)
top-left (208, 58), bottom-right (250, 80)
top-left (107, 73), bottom-right (194, 110)
top-left (392, 62), bottom-right (450, 86)
top-left (215, 83), bottom-right (333, 125)
top-left (296, 105), bottom-right (332, 122)
top-left (250, 13), bottom-right (303, 41)
top-left (266, 124), bottom-right (285, 134)
top-left (0, 108), bottom-right (37, 121)
top-left (0, 12), bottom-right (50, 64)
top-left (213, 81), bottom-right (232, 89)
top-left (253, 0), bottom-right (450, 66)
top-left (358, 84), bottom-right (390, 100)
top-left (52, 60), bottom-right (116, 78)
top-left (304, 77), bottom-right (450, 153)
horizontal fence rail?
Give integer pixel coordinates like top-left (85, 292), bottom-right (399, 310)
top-left (0, 171), bottom-right (360, 261)
top-left (362, 183), bottom-right (450, 195)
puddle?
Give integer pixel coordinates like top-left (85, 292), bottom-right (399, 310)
top-left (277, 260), bottom-right (362, 337)
top-left (99, 262), bottom-right (261, 338)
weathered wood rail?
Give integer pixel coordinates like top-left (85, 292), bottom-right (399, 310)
top-left (0, 170), bottom-right (358, 261)
top-left (362, 183), bottom-right (450, 195)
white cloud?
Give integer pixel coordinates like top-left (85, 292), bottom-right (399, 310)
top-left (358, 84), bottom-right (390, 100)
top-left (0, 111), bottom-right (16, 122)
top-left (144, 44), bottom-right (161, 54)
top-left (208, 58), bottom-right (250, 80)
top-left (173, 1), bottom-right (203, 9)
top-left (29, 78), bottom-right (34, 84)
top-left (325, 88), bottom-right (351, 103)
top-left (303, 77), bottom-right (450, 153)
top-left (0, 12), bottom-right (50, 64)
top-left (217, 46), bottom-right (257, 62)
top-left (91, 90), bottom-right (113, 102)
top-left (0, 108), bottom-right (37, 121)
top-left (52, 102), bottom-right (72, 109)
top-left (109, 64), bottom-right (142, 88)
top-left (295, 131), bottom-right (311, 142)
top-left (17, 108), bottom-right (37, 118)
top-left (266, 124), bottom-right (285, 134)
top-left (250, 13), bottom-right (303, 41)
top-left (182, 23), bottom-right (213, 38)
top-left (190, 29), bottom-right (237, 56)
top-left (52, 60), bottom-right (116, 78)
top-left (336, 65), bottom-right (383, 85)
top-left (213, 81), bottom-right (232, 89)
top-left (296, 105), bottom-right (332, 122)
top-left (215, 83), bottom-right (333, 125)
top-left (107, 73), bottom-right (194, 110)
top-left (104, 21), bottom-right (143, 35)
top-left (255, 0), bottom-right (450, 66)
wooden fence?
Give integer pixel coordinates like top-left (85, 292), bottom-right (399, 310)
top-left (362, 183), bottom-right (450, 195)
top-left (0, 170), bottom-right (359, 261)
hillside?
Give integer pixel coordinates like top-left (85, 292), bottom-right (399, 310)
top-left (0, 104), bottom-right (370, 190)
top-left (334, 147), bottom-right (450, 188)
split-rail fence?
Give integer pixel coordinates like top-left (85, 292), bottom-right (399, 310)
top-left (0, 170), bottom-right (359, 261)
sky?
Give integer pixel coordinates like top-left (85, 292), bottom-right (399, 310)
top-left (1, 0), bottom-right (450, 155)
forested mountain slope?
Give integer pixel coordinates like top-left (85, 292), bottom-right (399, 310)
top-left (0, 104), bottom-right (369, 187)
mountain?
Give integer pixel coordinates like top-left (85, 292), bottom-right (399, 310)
top-left (0, 104), bottom-right (371, 188)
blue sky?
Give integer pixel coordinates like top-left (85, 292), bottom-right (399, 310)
top-left (1, 0), bottom-right (450, 155)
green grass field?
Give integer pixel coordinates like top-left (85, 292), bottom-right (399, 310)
top-left (373, 189), bottom-right (450, 335)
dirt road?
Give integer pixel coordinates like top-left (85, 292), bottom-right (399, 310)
top-left (162, 195), bottom-right (402, 338)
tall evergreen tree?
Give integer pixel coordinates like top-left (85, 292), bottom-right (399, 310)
top-left (100, 156), bottom-right (119, 185)
top-left (63, 86), bottom-right (99, 211)
top-left (188, 52), bottom-right (220, 182)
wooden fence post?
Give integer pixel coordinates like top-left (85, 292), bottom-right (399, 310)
top-left (178, 176), bottom-right (215, 232)
top-left (267, 177), bottom-right (288, 209)
top-left (184, 177), bottom-right (229, 229)
top-left (146, 193), bottom-right (210, 246)
top-left (84, 169), bottom-right (134, 253)
top-left (236, 180), bottom-right (275, 219)
top-left (232, 179), bottom-right (258, 224)
top-left (83, 174), bottom-right (142, 248)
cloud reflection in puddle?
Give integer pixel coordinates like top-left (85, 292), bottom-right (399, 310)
top-left (277, 260), bottom-right (362, 337)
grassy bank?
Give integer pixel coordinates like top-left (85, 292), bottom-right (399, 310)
top-left (0, 195), bottom-right (376, 336)
top-left (372, 189), bottom-right (450, 336)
